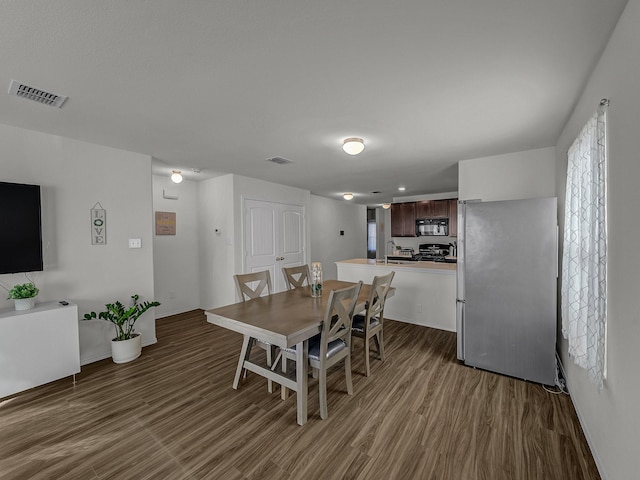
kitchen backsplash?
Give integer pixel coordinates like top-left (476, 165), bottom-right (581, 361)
top-left (389, 236), bottom-right (457, 255)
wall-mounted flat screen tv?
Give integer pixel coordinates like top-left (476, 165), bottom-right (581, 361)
top-left (0, 181), bottom-right (44, 275)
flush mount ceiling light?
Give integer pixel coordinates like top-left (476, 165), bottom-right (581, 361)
top-left (170, 170), bottom-right (183, 184)
top-left (342, 137), bottom-right (365, 155)
top-left (343, 193), bottom-right (354, 200)
top-left (382, 203), bottom-right (391, 209)
top-left (398, 186), bottom-right (406, 191)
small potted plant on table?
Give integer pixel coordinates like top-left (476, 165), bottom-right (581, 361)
top-left (83, 294), bottom-right (160, 364)
top-left (7, 282), bottom-right (39, 311)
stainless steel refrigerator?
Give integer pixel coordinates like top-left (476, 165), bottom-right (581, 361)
top-left (456, 197), bottom-right (558, 385)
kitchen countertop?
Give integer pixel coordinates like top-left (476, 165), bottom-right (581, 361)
top-left (337, 258), bottom-right (456, 273)
top-left (336, 258), bottom-right (457, 331)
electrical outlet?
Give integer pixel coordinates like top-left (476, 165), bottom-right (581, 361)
top-left (128, 238), bottom-right (142, 249)
top-left (416, 303), bottom-right (422, 313)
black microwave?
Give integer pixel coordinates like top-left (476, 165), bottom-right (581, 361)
top-left (416, 218), bottom-right (449, 236)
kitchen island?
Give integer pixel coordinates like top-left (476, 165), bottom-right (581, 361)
top-left (336, 259), bottom-right (456, 332)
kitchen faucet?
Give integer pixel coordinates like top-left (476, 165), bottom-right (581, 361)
top-left (386, 240), bottom-right (396, 256)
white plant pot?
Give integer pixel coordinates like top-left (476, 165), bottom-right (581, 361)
top-left (111, 333), bottom-right (142, 364)
top-left (14, 297), bottom-right (36, 311)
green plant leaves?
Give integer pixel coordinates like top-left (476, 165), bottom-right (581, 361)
top-left (7, 282), bottom-right (39, 300)
top-left (82, 294), bottom-right (160, 341)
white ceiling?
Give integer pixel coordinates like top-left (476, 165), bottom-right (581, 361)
top-left (0, 1), bottom-right (628, 204)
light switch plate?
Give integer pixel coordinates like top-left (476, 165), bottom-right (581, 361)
top-left (128, 238), bottom-right (142, 248)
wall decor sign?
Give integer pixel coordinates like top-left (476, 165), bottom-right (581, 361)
top-left (91, 202), bottom-right (107, 245)
top-left (155, 211), bottom-right (176, 235)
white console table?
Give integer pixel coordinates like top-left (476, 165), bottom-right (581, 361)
top-left (0, 301), bottom-right (80, 398)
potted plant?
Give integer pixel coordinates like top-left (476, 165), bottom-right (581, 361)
top-left (83, 294), bottom-right (160, 364)
top-left (7, 282), bottom-right (39, 311)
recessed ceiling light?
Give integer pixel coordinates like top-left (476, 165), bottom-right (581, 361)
top-left (398, 186), bottom-right (406, 191)
top-left (343, 193), bottom-right (354, 200)
top-left (342, 138), bottom-right (365, 155)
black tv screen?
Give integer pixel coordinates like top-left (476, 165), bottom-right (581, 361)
top-left (0, 182), bottom-right (44, 274)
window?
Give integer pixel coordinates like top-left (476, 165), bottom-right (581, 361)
top-left (561, 100), bottom-right (608, 389)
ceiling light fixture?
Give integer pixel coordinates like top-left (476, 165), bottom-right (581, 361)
top-left (382, 203), bottom-right (391, 209)
top-left (398, 186), bottom-right (406, 191)
top-left (170, 170), bottom-right (183, 184)
top-left (342, 137), bottom-right (365, 155)
top-left (343, 193), bottom-right (354, 200)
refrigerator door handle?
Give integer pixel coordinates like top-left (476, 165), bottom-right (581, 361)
top-left (555, 225), bottom-right (560, 278)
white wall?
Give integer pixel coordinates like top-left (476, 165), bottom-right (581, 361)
top-left (152, 175), bottom-right (200, 317)
top-left (199, 177), bottom-right (364, 306)
top-left (310, 195), bottom-right (367, 280)
top-left (0, 123), bottom-right (155, 365)
top-left (233, 175), bottom-right (312, 281)
top-left (198, 174), bottom-right (236, 310)
top-left (554, 1), bottom-right (640, 478)
top-left (458, 147), bottom-right (556, 201)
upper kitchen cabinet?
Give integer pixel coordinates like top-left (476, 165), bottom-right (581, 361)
top-left (416, 200), bottom-right (449, 219)
top-left (448, 199), bottom-right (458, 237)
top-left (391, 202), bottom-right (416, 237)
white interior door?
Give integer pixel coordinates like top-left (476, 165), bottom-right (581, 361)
top-left (244, 199), bottom-right (305, 292)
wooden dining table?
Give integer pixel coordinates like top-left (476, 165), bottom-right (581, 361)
top-left (205, 279), bottom-right (392, 426)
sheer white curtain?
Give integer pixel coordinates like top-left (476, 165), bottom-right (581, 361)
top-left (561, 102), bottom-right (608, 389)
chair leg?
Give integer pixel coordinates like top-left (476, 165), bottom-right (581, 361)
top-left (233, 336), bottom-right (254, 389)
top-left (319, 367), bottom-right (328, 420)
top-left (266, 346), bottom-right (274, 393)
top-left (281, 354), bottom-right (289, 400)
top-left (345, 353), bottom-right (353, 395)
top-left (364, 336), bottom-right (371, 377)
top-left (377, 329), bottom-right (385, 362)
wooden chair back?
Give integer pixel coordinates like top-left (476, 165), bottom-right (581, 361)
top-left (364, 271), bottom-right (395, 330)
top-left (319, 281), bottom-right (362, 355)
top-left (234, 270), bottom-right (273, 302)
top-left (282, 265), bottom-right (311, 290)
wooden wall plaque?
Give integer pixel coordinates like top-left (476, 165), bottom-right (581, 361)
top-left (155, 211), bottom-right (176, 235)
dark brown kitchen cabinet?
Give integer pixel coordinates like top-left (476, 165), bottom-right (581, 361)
top-left (391, 202), bottom-right (416, 237)
top-left (448, 199), bottom-right (458, 237)
top-left (416, 200), bottom-right (448, 219)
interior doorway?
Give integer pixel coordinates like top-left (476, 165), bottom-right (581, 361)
top-left (367, 208), bottom-right (376, 259)
top-left (243, 199), bottom-right (305, 292)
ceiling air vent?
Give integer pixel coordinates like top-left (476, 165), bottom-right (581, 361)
top-left (8, 80), bottom-right (68, 108)
top-left (266, 156), bottom-right (293, 165)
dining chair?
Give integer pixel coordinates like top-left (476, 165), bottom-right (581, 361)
top-left (351, 271), bottom-right (395, 377)
top-left (282, 264), bottom-right (311, 290)
top-left (278, 281), bottom-right (362, 419)
top-left (232, 270), bottom-right (277, 393)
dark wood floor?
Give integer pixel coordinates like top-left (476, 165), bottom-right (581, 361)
top-left (0, 310), bottom-right (599, 480)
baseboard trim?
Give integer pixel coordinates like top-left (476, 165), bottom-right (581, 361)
top-left (386, 316), bottom-right (456, 333)
top-left (562, 359), bottom-right (608, 480)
